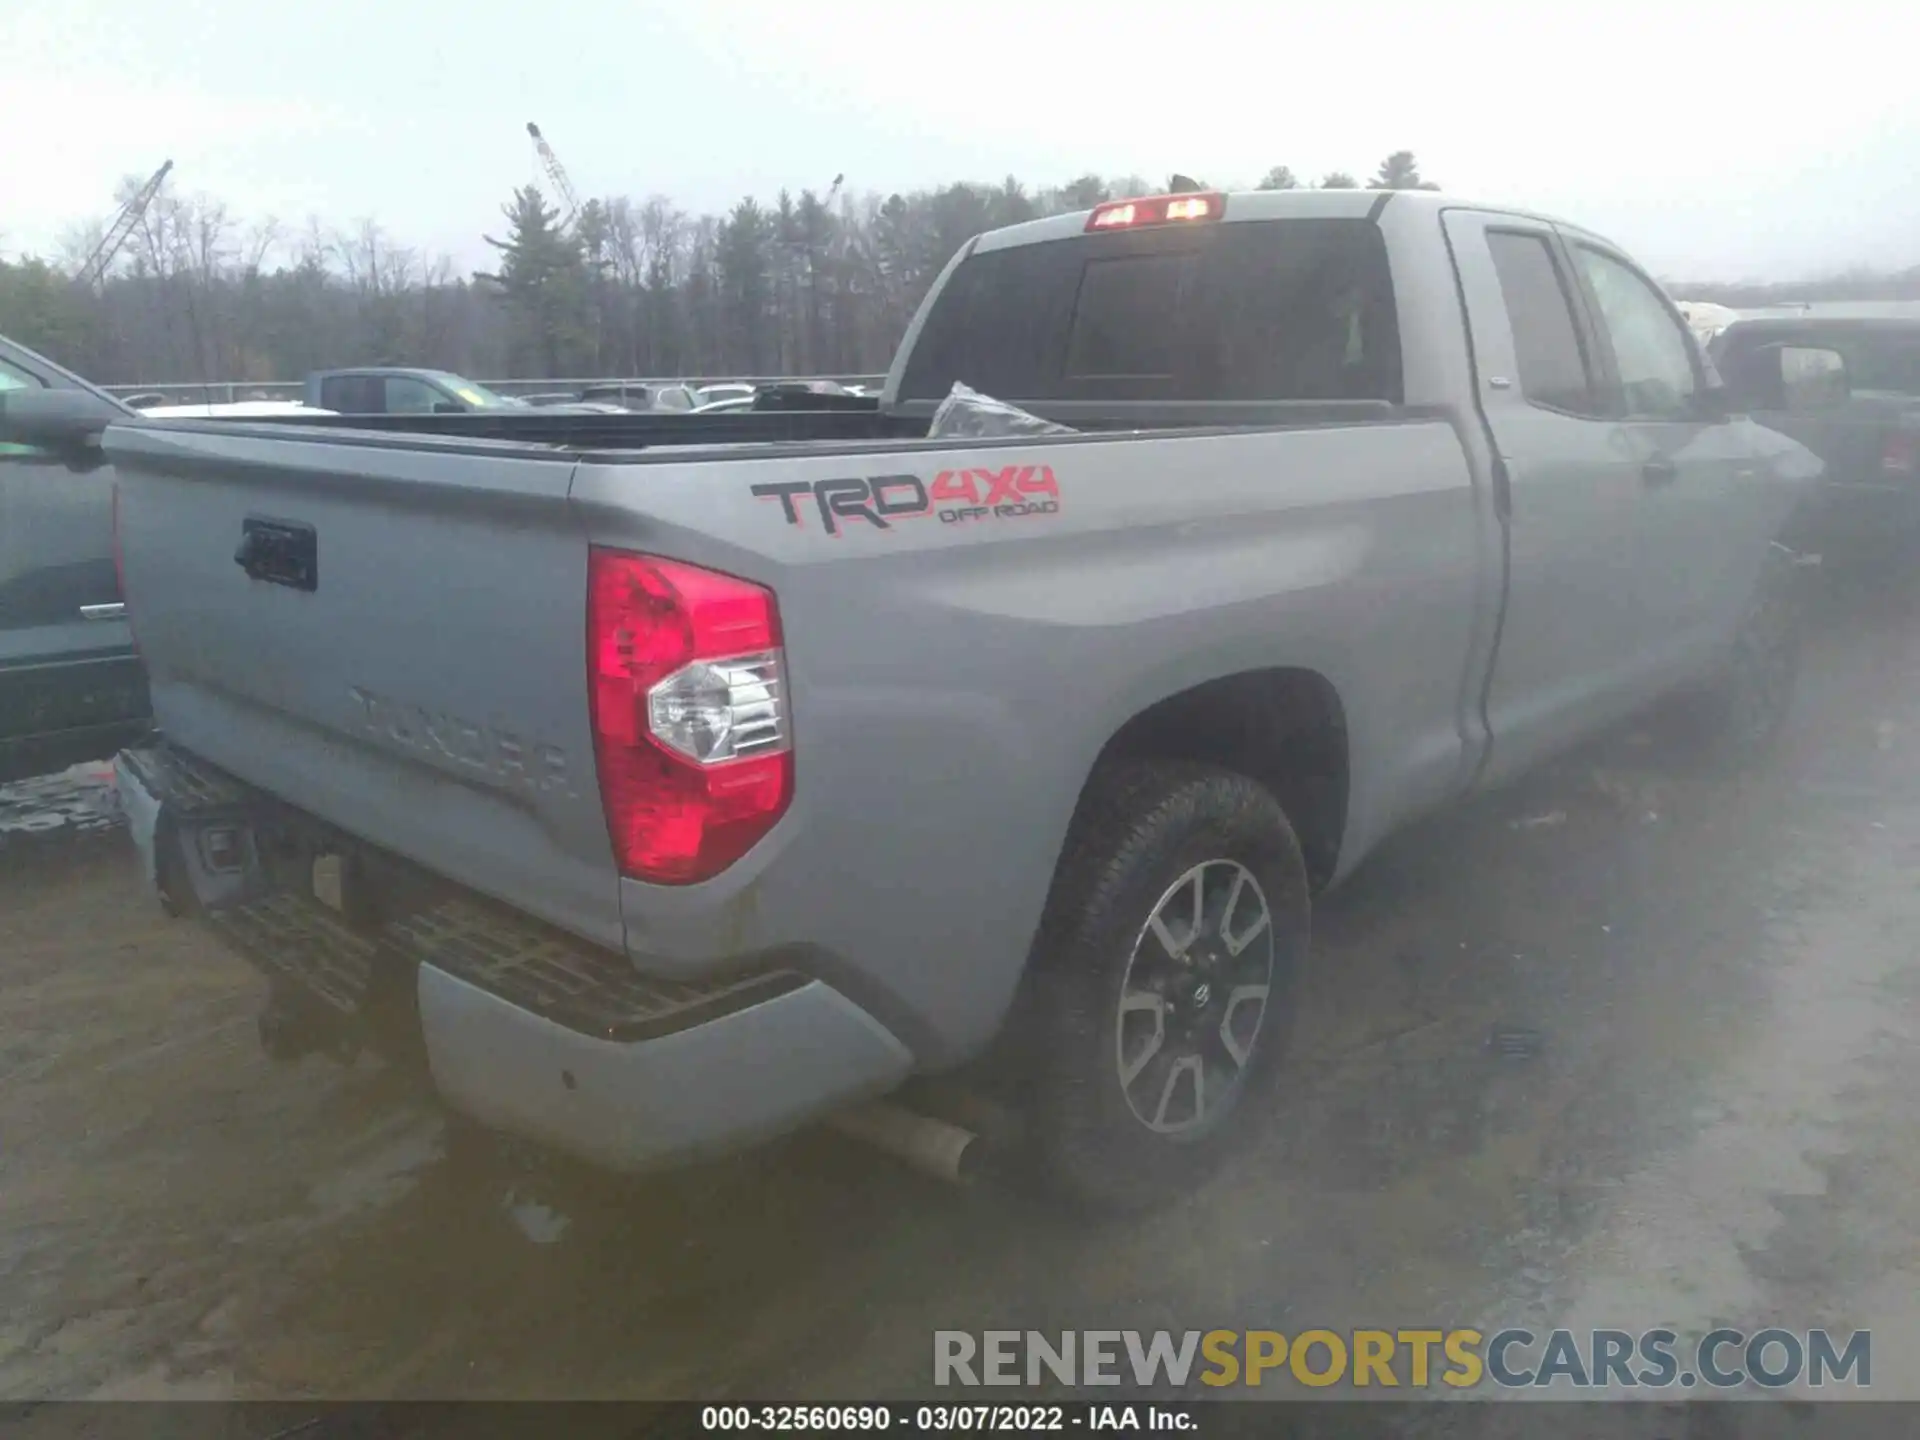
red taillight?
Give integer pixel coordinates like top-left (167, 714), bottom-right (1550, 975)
top-left (1085, 192), bottom-right (1227, 232)
top-left (586, 549), bottom-right (792, 885)
top-left (1883, 431), bottom-right (1916, 477)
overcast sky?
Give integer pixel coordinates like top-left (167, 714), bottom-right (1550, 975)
top-left (3, 1), bottom-right (1915, 283)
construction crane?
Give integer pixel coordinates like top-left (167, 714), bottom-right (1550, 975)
top-left (525, 123), bottom-right (583, 228)
top-left (74, 159), bottom-right (173, 289)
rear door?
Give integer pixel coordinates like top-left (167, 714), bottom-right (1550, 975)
top-left (1563, 238), bottom-right (1771, 665)
top-left (1442, 211), bottom-right (1657, 781)
top-left (0, 346), bottom-right (145, 779)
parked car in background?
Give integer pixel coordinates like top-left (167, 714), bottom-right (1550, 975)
top-left (576, 382), bottom-right (651, 410)
top-left (0, 335), bottom-right (148, 784)
top-left (304, 367), bottom-right (624, 416)
top-left (687, 383), bottom-right (884, 416)
top-left (139, 401), bottom-right (337, 420)
top-left (647, 384), bottom-right (701, 412)
top-left (88, 188), bottom-right (1821, 1209)
top-left (1702, 310), bottom-right (1920, 559)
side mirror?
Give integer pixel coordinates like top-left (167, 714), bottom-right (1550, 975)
top-left (0, 388), bottom-right (121, 459)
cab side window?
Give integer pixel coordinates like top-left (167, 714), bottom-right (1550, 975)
top-left (0, 357), bottom-right (46, 391)
top-left (1573, 246), bottom-right (1701, 421)
top-left (0, 357), bottom-right (48, 456)
top-left (384, 377), bottom-right (443, 414)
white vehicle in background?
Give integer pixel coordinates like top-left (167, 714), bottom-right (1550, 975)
top-left (1675, 300), bottom-right (1745, 347)
top-left (693, 382), bottom-right (756, 407)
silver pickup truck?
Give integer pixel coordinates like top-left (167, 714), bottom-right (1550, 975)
top-left (37, 189), bottom-right (1822, 1209)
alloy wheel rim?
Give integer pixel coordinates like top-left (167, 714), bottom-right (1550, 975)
top-left (1114, 859), bottom-right (1277, 1137)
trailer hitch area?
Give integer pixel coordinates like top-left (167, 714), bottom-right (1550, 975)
top-left (257, 988), bottom-right (362, 1065)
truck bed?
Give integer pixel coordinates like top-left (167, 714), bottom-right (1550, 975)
top-left (248, 399), bottom-right (1403, 451)
top-left (104, 406), bottom-right (1483, 1053)
top-left (259, 405), bottom-right (931, 448)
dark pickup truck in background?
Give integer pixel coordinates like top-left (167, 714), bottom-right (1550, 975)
top-left (303, 366), bottom-right (627, 416)
top-left (0, 335), bottom-right (148, 784)
top-left (1703, 309), bottom-right (1920, 560)
top-left (0, 348), bottom-right (914, 787)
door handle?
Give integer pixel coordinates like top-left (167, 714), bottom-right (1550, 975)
top-left (80, 602), bottom-right (126, 621)
top-left (1641, 455), bottom-right (1679, 487)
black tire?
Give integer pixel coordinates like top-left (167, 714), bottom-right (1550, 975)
top-left (1026, 761), bottom-right (1310, 1213)
top-left (1677, 543), bottom-right (1805, 773)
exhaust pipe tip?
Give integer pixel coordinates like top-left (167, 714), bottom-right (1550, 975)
top-left (827, 1100), bottom-right (984, 1186)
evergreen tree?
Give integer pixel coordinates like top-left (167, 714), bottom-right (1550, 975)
top-left (480, 185), bottom-right (591, 376)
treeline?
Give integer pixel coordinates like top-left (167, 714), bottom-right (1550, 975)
top-left (2, 153), bottom-right (1439, 385)
top-left (1672, 272), bottom-right (1920, 308)
top-left (14, 144), bottom-right (1915, 390)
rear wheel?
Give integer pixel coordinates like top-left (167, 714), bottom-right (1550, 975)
top-left (1026, 761), bottom-right (1310, 1212)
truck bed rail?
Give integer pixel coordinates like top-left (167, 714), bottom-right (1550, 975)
top-left (253, 406), bottom-right (930, 449)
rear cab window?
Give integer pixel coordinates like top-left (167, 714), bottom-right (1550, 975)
top-left (897, 217), bottom-right (1403, 405)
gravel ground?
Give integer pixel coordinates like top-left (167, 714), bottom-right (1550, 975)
top-left (2, 575), bottom-right (1918, 1413)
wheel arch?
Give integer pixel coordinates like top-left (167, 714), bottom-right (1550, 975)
top-left (1065, 666), bottom-right (1351, 893)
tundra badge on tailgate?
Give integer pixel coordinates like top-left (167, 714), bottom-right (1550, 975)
top-left (751, 464), bottom-right (1060, 537)
top-left (347, 686), bottom-right (575, 797)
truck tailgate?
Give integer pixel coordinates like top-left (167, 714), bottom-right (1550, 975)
top-left (104, 423), bottom-right (624, 950)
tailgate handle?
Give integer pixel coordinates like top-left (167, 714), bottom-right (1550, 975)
top-left (235, 517), bottom-right (318, 592)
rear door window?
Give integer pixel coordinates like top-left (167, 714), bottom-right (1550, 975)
top-left (319, 375), bottom-right (385, 412)
top-left (898, 217), bottom-right (1401, 404)
top-left (1485, 231), bottom-right (1602, 417)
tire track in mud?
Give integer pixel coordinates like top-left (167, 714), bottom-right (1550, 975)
top-left (1485, 582), bottom-right (1920, 1406)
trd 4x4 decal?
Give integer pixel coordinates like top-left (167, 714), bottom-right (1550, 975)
top-left (751, 464), bottom-right (1060, 537)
